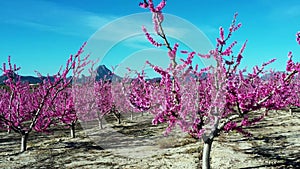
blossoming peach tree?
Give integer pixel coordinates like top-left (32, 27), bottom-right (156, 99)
top-left (136, 0), bottom-right (300, 168)
top-left (0, 43), bottom-right (89, 152)
top-left (50, 87), bottom-right (78, 138)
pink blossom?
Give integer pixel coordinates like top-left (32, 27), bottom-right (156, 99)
top-left (155, 0), bottom-right (166, 12)
top-left (262, 58), bottom-right (276, 67)
top-left (139, 2), bottom-right (148, 8)
top-left (142, 26), bottom-right (163, 47)
top-left (236, 54), bottom-right (243, 64)
top-left (224, 122), bottom-right (237, 131)
top-left (220, 27), bottom-right (225, 42)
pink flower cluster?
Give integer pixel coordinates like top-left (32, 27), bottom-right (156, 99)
top-left (286, 51), bottom-right (300, 72)
top-left (142, 26), bottom-right (162, 47)
top-left (140, 0), bottom-right (167, 44)
top-left (139, 0), bottom-right (166, 13)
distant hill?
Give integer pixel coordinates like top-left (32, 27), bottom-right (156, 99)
top-left (0, 65), bottom-right (122, 85)
top-left (0, 74), bottom-right (56, 85)
top-left (146, 77), bottom-right (161, 83)
top-left (95, 65), bottom-right (121, 81)
top-left (261, 71), bottom-right (286, 80)
top-left (8, 65), bottom-right (279, 85)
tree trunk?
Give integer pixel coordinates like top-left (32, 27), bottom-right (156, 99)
top-left (70, 123), bottom-right (76, 138)
top-left (113, 112), bottom-right (121, 124)
top-left (201, 139), bottom-right (213, 169)
top-left (118, 115), bottom-right (121, 124)
top-left (7, 126), bottom-right (11, 134)
top-left (289, 107), bottom-right (293, 115)
top-left (130, 112), bottom-right (133, 121)
top-left (20, 132), bottom-right (29, 152)
top-left (98, 117), bottom-right (103, 129)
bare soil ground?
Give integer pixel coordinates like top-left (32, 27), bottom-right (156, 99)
top-left (0, 110), bottom-right (299, 169)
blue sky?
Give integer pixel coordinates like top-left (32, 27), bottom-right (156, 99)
top-left (0, 0), bottom-right (299, 76)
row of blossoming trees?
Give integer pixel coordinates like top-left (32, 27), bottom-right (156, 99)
top-left (0, 50), bottom-right (150, 152)
top-left (1, 0), bottom-right (300, 168)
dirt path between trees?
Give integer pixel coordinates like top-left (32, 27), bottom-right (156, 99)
top-left (0, 110), bottom-right (299, 169)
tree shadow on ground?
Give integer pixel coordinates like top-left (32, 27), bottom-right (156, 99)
top-left (234, 134), bottom-right (300, 168)
top-left (16, 140), bottom-right (105, 169)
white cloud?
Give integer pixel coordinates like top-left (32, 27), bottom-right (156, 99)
top-left (0, 0), bottom-right (119, 38)
top-left (198, 25), bottom-right (218, 35)
top-left (6, 19), bottom-right (58, 32)
top-left (83, 14), bottom-right (118, 30)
